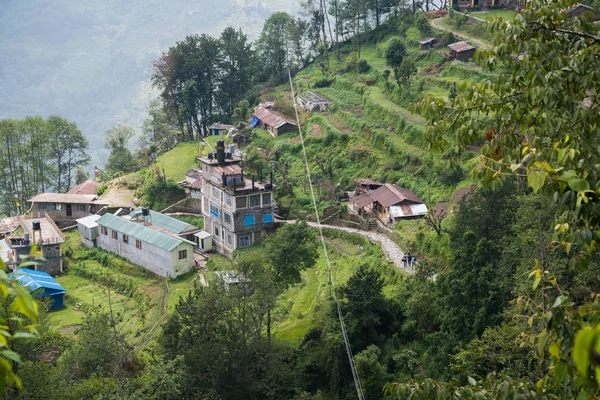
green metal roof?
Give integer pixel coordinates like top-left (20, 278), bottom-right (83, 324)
top-left (130, 207), bottom-right (197, 234)
top-left (96, 213), bottom-right (193, 252)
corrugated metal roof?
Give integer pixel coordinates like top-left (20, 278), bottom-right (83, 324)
top-left (253, 106), bottom-right (297, 129)
top-left (185, 168), bottom-right (202, 180)
top-left (67, 180), bottom-right (100, 195)
top-left (352, 184), bottom-right (424, 208)
top-left (28, 193), bottom-right (110, 205)
top-left (212, 164), bottom-right (243, 176)
top-left (130, 208), bottom-right (197, 234)
top-left (390, 203), bottom-right (428, 218)
top-left (208, 123), bottom-right (234, 130)
top-left (419, 37), bottom-right (436, 44)
top-left (194, 231), bottom-right (212, 239)
top-left (10, 268), bottom-right (66, 296)
top-left (97, 213), bottom-right (192, 252)
top-left (76, 214), bottom-right (101, 228)
top-left (448, 41), bottom-right (475, 53)
top-left (297, 91), bottom-right (330, 104)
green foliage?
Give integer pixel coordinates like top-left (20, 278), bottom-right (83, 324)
top-left (385, 38), bottom-right (407, 82)
top-left (96, 183), bottom-right (108, 196)
top-left (413, 0), bottom-right (600, 253)
top-left (415, 13), bottom-right (431, 35)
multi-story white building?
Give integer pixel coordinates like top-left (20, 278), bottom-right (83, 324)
top-left (198, 140), bottom-right (276, 257)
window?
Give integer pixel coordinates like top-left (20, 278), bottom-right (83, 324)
top-left (136, 240), bottom-right (142, 250)
top-left (250, 195), bottom-right (261, 207)
top-left (227, 234), bottom-right (233, 245)
top-left (46, 203), bottom-right (56, 211)
top-left (236, 196), bottom-right (247, 209)
top-left (262, 193), bottom-right (271, 206)
top-left (239, 236), bottom-right (250, 247)
top-left (112, 230), bottom-right (118, 239)
top-left (224, 213), bottom-right (232, 225)
top-left (244, 214), bottom-right (255, 226)
top-left (77, 204), bottom-right (86, 212)
top-left (101, 226), bottom-right (107, 235)
top-left (178, 249), bottom-right (187, 260)
top-left (225, 194), bottom-right (233, 207)
top-left (212, 186), bottom-right (220, 200)
top-left (214, 226), bottom-right (219, 237)
top-left (210, 204), bottom-right (220, 217)
top-left (123, 234), bottom-right (129, 244)
top-left (56, 203), bottom-right (62, 211)
top-left (263, 213), bottom-right (273, 223)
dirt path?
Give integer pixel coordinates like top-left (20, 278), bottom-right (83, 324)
top-left (431, 17), bottom-right (492, 50)
top-left (280, 220), bottom-right (414, 275)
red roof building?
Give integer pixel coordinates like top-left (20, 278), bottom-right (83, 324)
top-left (352, 184), bottom-right (427, 220)
top-left (253, 106), bottom-right (297, 137)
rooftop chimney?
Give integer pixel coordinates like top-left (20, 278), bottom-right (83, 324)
top-left (216, 140), bottom-right (225, 164)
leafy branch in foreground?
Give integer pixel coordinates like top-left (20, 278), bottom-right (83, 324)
top-left (411, 0), bottom-right (600, 254)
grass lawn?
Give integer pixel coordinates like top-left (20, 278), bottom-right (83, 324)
top-left (272, 232), bottom-right (400, 344)
top-left (166, 271), bottom-right (198, 313)
top-left (154, 142), bottom-right (199, 181)
top-left (473, 9), bottom-right (516, 21)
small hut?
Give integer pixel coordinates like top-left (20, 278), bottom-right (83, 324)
top-left (448, 41), bottom-right (476, 61)
top-left (419, 37), bottom-right (437, 50)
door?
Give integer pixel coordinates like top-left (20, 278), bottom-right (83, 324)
top-left (66, 204), bottom-right (72, 217)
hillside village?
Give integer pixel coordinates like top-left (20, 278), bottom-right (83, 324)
top-left (1, 0), bottom-right (600, 398)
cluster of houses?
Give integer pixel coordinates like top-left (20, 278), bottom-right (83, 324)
top-left (0, 86), bottom-right (430, 309)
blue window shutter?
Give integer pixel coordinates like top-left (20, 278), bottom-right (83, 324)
top-left (244, 215), bottom-right (255, 226)
top-left (263, 213), bottom-right (273, 223)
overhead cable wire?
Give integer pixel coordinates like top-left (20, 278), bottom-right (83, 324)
top-left (287, 69), bottom-right (365, 400)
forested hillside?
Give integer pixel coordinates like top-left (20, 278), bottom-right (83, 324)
top-left (1, 0), bottom-right (600, 399)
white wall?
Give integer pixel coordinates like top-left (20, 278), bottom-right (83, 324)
top-left (97, 229), bottom-right (193, 278)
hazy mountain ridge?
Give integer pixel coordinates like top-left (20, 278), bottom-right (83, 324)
top-left (0, 0), bottom-right (296, 167)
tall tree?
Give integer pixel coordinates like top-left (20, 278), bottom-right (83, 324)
top-left (216, 27), bottom-right (255, 117)
top-left (46, 115), bottom-right (90, 193)
top-left (256, 12), bottom-right (304, 77)
top-left (104, 125), bottom-right (137, 174)
top-left (385, 38), bottom-right (407, 84)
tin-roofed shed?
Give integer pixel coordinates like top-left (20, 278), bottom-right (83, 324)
top-left (448, 41), bottom-right (476, 61)
top-left (296, 91), bottom-right (332, 112)
top-left (10, 268), bottom-right (66, 310)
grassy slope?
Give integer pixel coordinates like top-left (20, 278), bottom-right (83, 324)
top-left (154, 142), bottom-right (199, 181)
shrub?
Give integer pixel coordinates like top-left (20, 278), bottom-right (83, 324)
top-left (313, 78), bottom-right (334, 88)
top-left (96, 183), bottom-right (108, 196)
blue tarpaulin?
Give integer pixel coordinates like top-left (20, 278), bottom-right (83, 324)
top-left (251, 116), bottom-right (260, 128)
top-left (10, 268), bottom-right (66, 310)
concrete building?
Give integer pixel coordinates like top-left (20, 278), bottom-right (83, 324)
top-left (95, 212), bottom-right (195, 278)
top-left (296, 91), bottom-right (332, 112)
top-left (251, 105), bottom-right (297, 137)
top-left (28, 193), bottom-right (110, 225)
top-left (198, 140), bottom-right (276, 257)
top-left (5, 214), bottom-right (65, 275)
top-left (448, 41), bottom-right (476, 61)
top-left (10, 268), bottom-right (66, 310)
top-left (76, 214), bottom-right (102, 248)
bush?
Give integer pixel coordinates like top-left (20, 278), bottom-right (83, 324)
top-left (313, 78), bottom-right (334, 88)
top-left (96, 183), bottom-right (108, 196)
top-left (344, 52), bottom-right (371, 73)
top-left (416, 13), bottom-right (431, 35)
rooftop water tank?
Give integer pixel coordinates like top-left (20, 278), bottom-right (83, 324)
top-left (32, 220), bottom-right (41, 231)
top-left (142, 207), bottom-right (150, 216)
